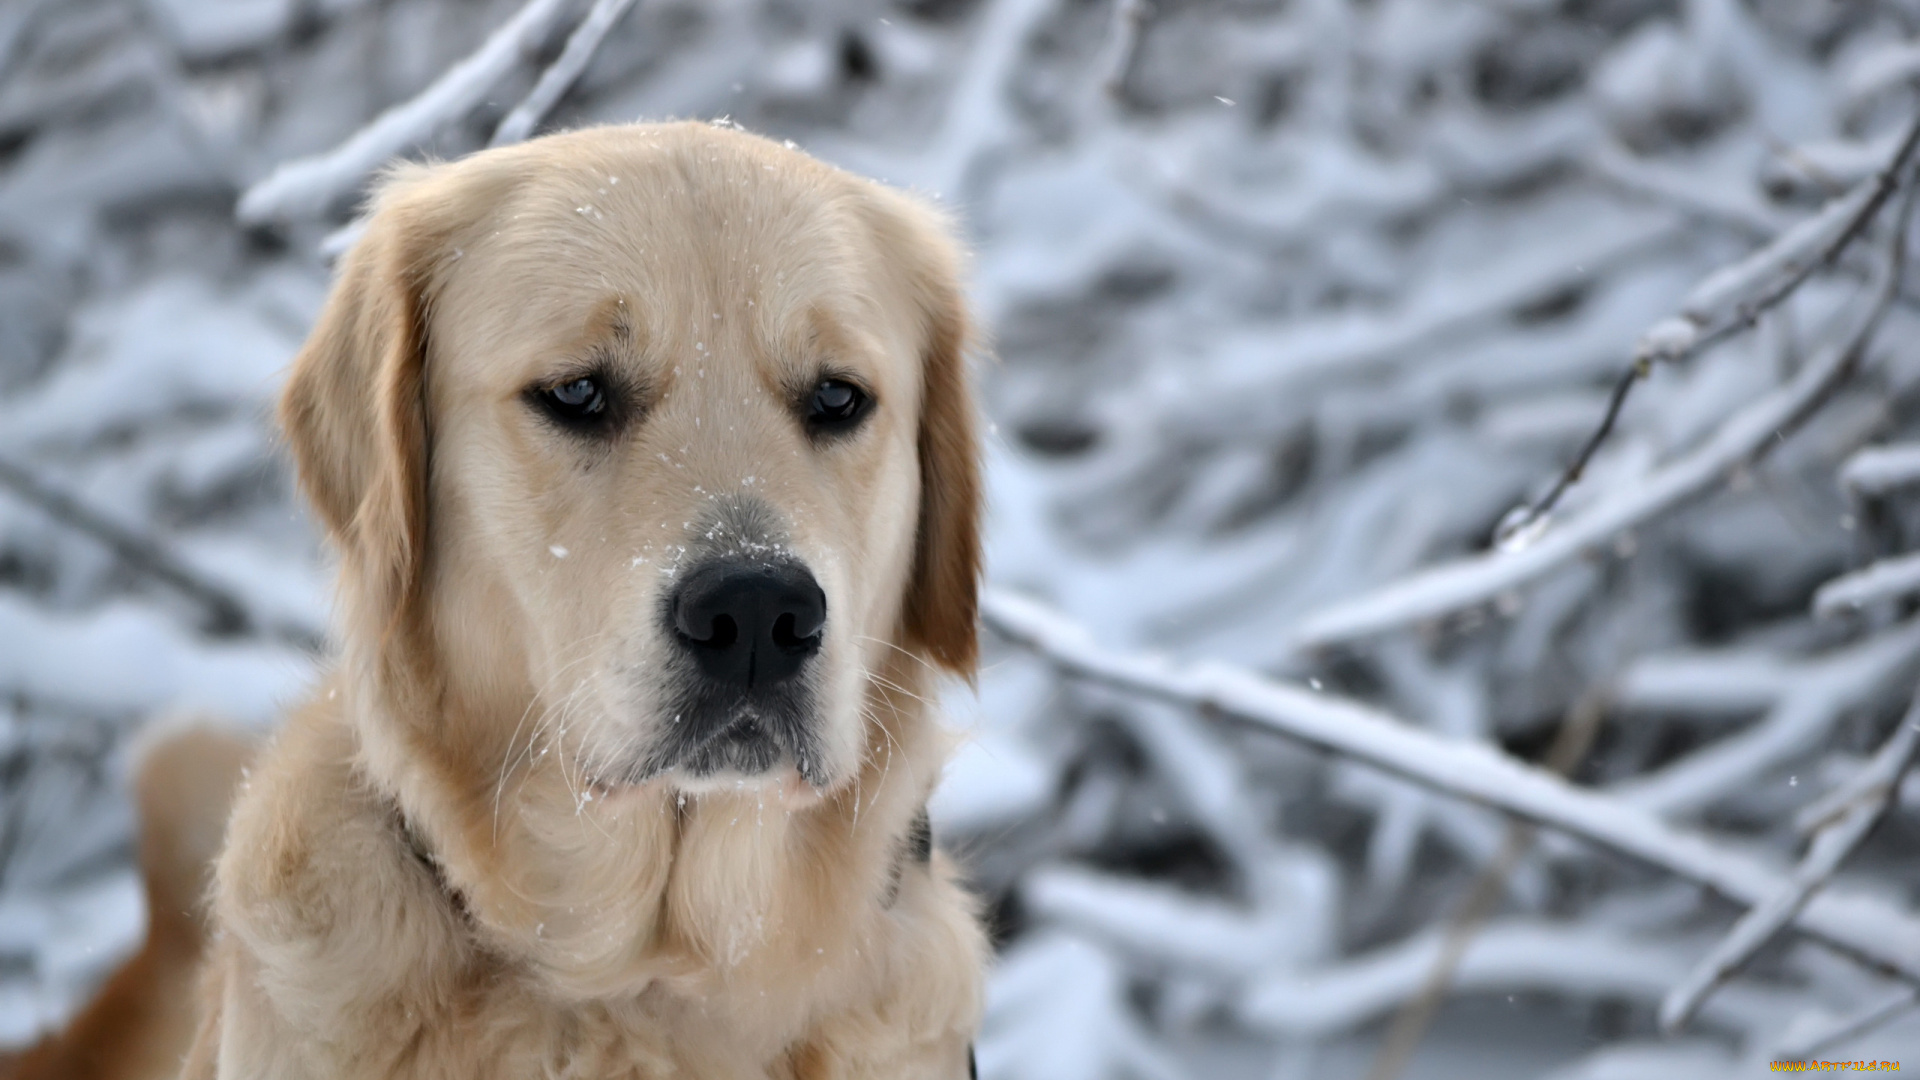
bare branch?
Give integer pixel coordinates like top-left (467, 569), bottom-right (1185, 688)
top-left (489, 0), bottom-right (639, 148)
top-left (236, 0), bottom-right (580, 224)
top-left (1659, 703), bottom-right (1920, 1034)
top-left (983, 587), bottom-right (1920, 987)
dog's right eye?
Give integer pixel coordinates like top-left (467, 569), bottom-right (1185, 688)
top-left (532, 375), bottom-right (613, 431)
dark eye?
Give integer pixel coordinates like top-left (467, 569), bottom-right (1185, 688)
top-left (535, 375), bottom-right (611, 429)
top-left (806, 378), bottom-right (870, 434)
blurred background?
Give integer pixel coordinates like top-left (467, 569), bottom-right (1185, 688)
top-left (6, 0), bottom-right (1920, 1076)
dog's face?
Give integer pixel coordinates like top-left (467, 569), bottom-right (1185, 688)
top-left (281, 124), bottom-right (980, 804)
top-left (427, 164), bottom-right (925, 797)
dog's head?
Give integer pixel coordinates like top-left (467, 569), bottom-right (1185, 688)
top-left (281, 124), bottom-right (979, 805)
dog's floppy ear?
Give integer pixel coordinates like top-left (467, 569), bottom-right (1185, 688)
top-left (861, 189), bottom-right (983, 677)
top-left (279, 168), bottom-right (451, 630)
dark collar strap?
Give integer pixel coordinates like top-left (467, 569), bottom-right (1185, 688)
top-left (883, 805), bottom-right (934, 909)
top-left (906, 805), bottom-right (933, 865)
top-left (386, 797), bottom-right (474, 926)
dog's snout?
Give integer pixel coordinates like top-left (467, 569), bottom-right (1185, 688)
top-left (671, 561), bottom-right (825, 688)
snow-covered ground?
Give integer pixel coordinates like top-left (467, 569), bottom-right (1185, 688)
top-left (7, 0), bottom-right (1920, 1075)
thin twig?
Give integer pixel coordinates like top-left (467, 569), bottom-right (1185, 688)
top-left (1660, 701), bottom-right (1920, 1034)
top-left (1296, 187), bottom-right (1910, 648)
top-left (1491, 361), bottom-right (1644, 552)
top-left (0, 455), bottom-right (322, 650)
top-left (1364, 689), bottom-right (1609, 1080)
top-left (1493, 108), bottom-right (1920, 549)
top-left (236, 0), bottom-right (580, 224)
top-left (490, 0), bottom-right (640, 147)
top-left (983, 587), bottom-right (1920, 987)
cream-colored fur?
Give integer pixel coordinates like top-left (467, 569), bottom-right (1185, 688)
top-left (160, 122), bottom-right (987, 1079)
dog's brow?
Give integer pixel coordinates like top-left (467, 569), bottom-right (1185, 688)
top-left (758, 304), bottom-right (868, 401)
top-left (797, 304), bottom-right (868, 367)
top-left (555, 295), bottom-right (639, 363)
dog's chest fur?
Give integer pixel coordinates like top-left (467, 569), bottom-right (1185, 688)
top-left (207, 692), bottom-right (981, 1079)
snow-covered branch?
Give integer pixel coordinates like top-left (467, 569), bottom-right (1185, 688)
top-left (1642, 109), bottom-right (1920, 367)
top-left (1489, 110), bottom-right (1920, 550)
top-left (236, 0), bottom-right (580, 224)
top-left (1293, 193), bottom-right (1911, 649)
top-left (1815, 553), bottom-right (1920, 618)
top-left (1613, 623), bottom-right (1920, 817)
top-left (1239, 919), bottom-right (1792, 1041)
top-left (489, 0), bottom-right (638, 148)
top-left (983, 588), bottom-right (1920, 986)
top-left (1659, 705), bottom-right (1920, 1034)
top-left (1842, 442), bottom-right (1920, 496)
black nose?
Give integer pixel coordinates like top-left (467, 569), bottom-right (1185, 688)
top-left (670, 561), bottom-right (825, 689)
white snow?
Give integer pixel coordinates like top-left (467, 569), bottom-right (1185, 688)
top-left (9, 0), bottom-right (1920, 1074)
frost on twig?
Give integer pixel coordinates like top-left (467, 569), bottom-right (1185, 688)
top-left (236, 0), bottom-right (580, 224)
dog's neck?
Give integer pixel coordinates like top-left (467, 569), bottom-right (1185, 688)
top-left (339, 642), bottom-right (948, 1005)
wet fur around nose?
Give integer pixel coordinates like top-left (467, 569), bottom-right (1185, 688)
top-left (181, 122), bottom-right (987, 1079)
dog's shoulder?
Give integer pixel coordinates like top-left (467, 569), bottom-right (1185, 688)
top-left (217, 686), bottom-right (392, 922)
top-left (211, 681), bottom-right (471, 1041)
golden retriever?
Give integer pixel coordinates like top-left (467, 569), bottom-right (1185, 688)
top-left (17, 121), bottom-right (987, 1079)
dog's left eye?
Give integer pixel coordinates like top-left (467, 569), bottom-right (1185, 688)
top-left (534, 375), bottom-right (612, 429)
top-left (806, 378), bottom-right (871, 434)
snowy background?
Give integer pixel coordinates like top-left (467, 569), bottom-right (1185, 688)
top-left (6, 0), bottom-right (1920, 1076)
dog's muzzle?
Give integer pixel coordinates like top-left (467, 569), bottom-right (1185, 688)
top-left (651, 557), bottom-right (827, 781)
